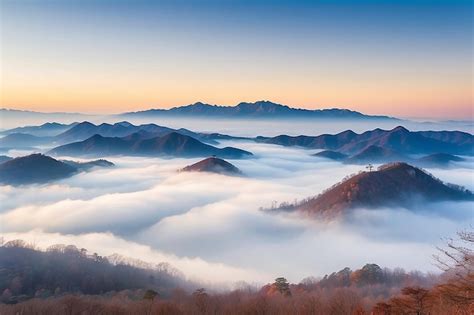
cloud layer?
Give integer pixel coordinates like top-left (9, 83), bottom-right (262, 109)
top-left (1, 140), bottom-right (473, 284)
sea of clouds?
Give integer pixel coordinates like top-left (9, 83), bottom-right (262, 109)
top-left (1, 138), bottom-right (473, 286)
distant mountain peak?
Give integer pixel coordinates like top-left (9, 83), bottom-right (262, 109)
top-left (391, 126), bottom-right (410, 133)
top-left (121, 101), bottom-right (396, 120)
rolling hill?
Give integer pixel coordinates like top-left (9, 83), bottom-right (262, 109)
top-left (274, 162), bottom-right (473, 218)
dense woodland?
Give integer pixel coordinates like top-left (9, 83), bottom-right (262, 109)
top-left (0, 230), bottom-right (472, 314)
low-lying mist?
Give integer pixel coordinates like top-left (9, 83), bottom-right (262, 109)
top-left (1, 141), bottom-right (473, 285)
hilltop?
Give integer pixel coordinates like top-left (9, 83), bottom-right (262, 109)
top-left (181, 157), bottom-right (242, 175)
top-left (275, 162), bottom-right (473, 218)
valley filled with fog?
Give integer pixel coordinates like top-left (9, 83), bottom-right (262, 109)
top-left (1, 118), bottom-right (473, 286)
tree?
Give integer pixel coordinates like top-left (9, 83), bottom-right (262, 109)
top-left (143, 289), bottom-right (158, 300)
top-left (192, 288), bottom-right (209, 314)
top-left (274, 277), bottom-right (291, 297)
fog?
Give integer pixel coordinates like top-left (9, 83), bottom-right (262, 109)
top-left (1, 140), bottom-right (473, 284)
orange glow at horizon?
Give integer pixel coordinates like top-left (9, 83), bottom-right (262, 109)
top-left (1, 77), bottom-right (472, 119)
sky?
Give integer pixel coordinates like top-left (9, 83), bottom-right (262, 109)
top-left (0, 0), bottom-right (473, 119)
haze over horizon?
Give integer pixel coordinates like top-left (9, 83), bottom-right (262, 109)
top-left (1, 0), bottom-right (472, 119)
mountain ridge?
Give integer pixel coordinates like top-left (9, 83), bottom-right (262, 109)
top-left (258, 126), bottom-right (473, 156)
top-left (121, 101), bottom-right (397, 120)
top-left (47, 132), bottom-right (253, 159)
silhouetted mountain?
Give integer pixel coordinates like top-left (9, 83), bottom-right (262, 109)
top-left (416, 153), bottom-right (465, 168)
top-left (122, 101), bottom-right (396, 120)
top-left (0, 154), bottom-right (115, 185)
top-left (54, 121), bottom-right (172, 143)
top-left (257, 130), bottom-right (359, 150)
top-left (275, 162), bottom-right (473, 218)
top-left (181, 157), bottom-right (242, 175)
top-left (0, 122), bottom-right (78, 137)
top-left (344, 145), bottom-right (407, 164)
top-left (312, 150), bottom-right (348, 161)
top-left (54, 121), bottom-right (220, 145)
top-left (0, 133), bottom-right (52, 148)
top-left (0, 154), bottom-right (77, 185)
top-left (258, 126), bottom-right (473, 156)
top-left (48, 132), bottom-right (253, 159)
top-left (417, 130), bottom-right (473, 146)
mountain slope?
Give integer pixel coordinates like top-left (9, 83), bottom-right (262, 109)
top-left (0, 154), bottom-right (77, 185)
top-left (0, 154), bottom-right (115, 185)
top-left (181, 157), bottom-right (242, 175)
top-left (0, 133), bottom-right (52, 148)
top-left (48, 132), bottom-right (253, 159)
top-left (0, 155), bottom-right (13, 164)
top-left (276, 163), bottom-right (473, 218)
top-left (0, 122), bottom-right (77, 137)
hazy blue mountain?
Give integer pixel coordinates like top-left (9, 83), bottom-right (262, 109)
top-left (0, 133), bottom-right (53, 148)
top-left (0, 154), bottom-right (77, 185)
top-left (54, 121), bottom-right (219, 145)
top-left (344, 145), bottom-right (407, 164)
top-left (121, 100), bottom-right (397, 120)
top-left (181, 157), bottom-right (242, 175)
top-left (0, 155), bottom-right (13, 164)
top-left (258, 126), bottom-right (473, 156)
top-left (48, 132), bottom-right (253, 159)
top-left (313, 147), bottom-right (466, 168)
top-left (62, 159), bottom-right (115, 171)
top-left (312, 150), bottom-right (348, 161)
top-left (0, 122), bottom-right (78, 137)
top-left (0, 154), bottom-right (114, 185)
top-left (415, 153), bottom-right (465, 168)
top-left (274, 163), bottom-right (473, 218)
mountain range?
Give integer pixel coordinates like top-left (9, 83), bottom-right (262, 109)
top-left (0, 122), bottom-right (78, 137)
top-left (0, 121), bottom-right (223, 148)
top-left (47, 132), bottom-right (252, 159)
top-left (273, 162), bottom-right (473, 219)
top-left (0, 154), bottom-right (114, 185)
top-left (121, 101), bottom-right (396, 120)
top-left (315, 147), bottom-right (466, 168)
top-left (258, 126), bottom-right (473, 156)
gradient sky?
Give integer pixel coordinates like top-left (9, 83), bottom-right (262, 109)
top-left (1, 0), bottom-right (472, 119)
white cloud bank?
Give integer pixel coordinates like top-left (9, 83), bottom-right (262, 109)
top-left (1, 141), bottom-right (473, 284)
